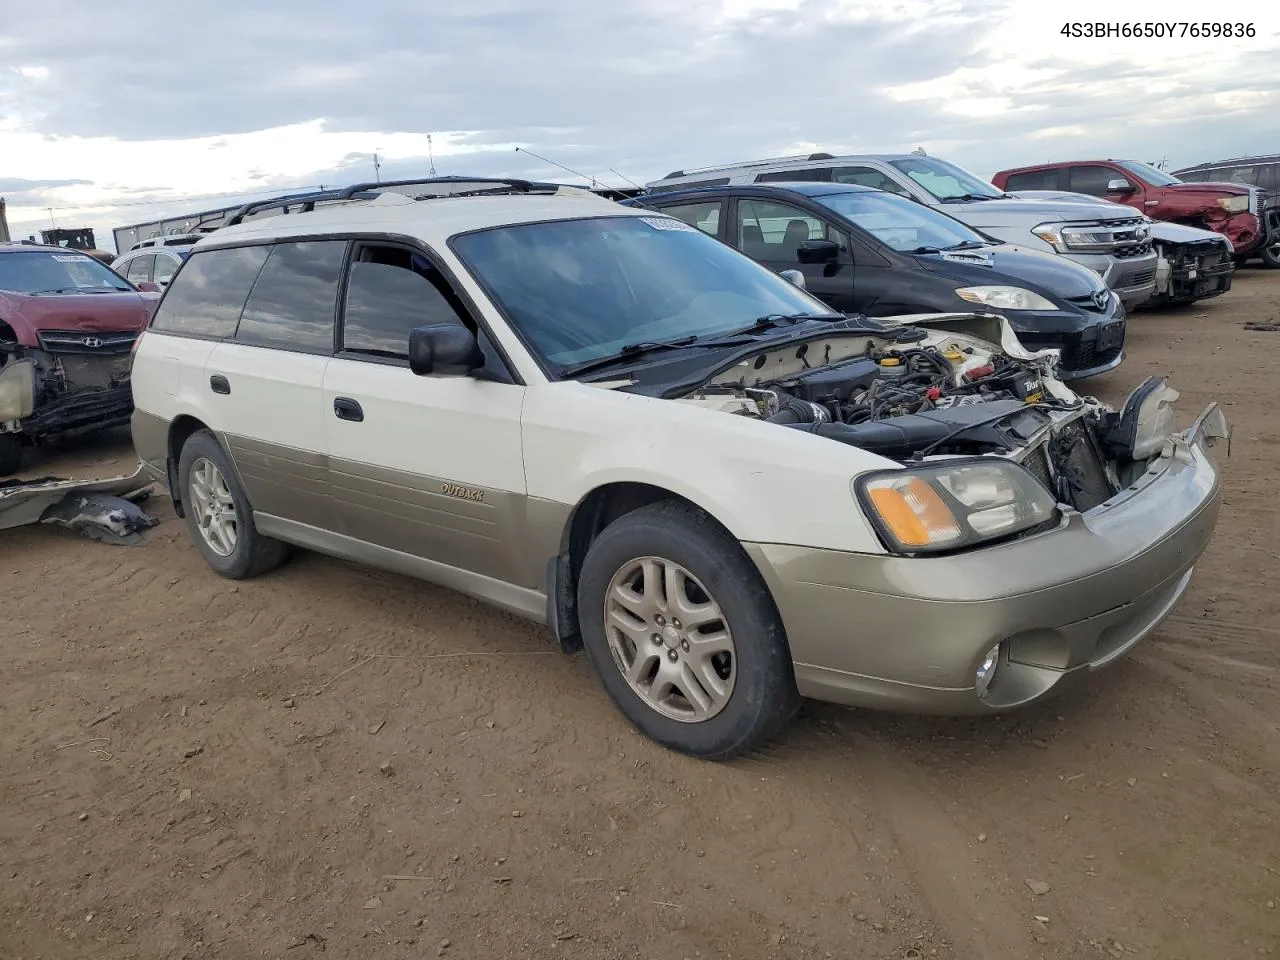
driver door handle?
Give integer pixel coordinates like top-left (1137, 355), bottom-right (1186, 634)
top-left (333, 397), bottom-right (364, 422)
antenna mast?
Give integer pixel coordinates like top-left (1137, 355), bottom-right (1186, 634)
top-left (428, 135), bottom-right (437, 177)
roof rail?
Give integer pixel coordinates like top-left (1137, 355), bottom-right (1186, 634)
top-left (661, 152), bottom-right (837, 180)
top-left (221, 177), bottom-right (568, 227)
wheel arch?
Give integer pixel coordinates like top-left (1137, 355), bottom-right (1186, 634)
top-left (546, 481), bottom-right (743, 655)
top-left (165, 414), bottom-right (211, 516)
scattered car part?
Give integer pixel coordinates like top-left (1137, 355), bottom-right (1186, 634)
top-left (0, 466), bottom-right (157, 544)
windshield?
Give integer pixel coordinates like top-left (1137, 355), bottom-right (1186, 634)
top-left (1115, 160), bottom-right (1181, 186)
top-left (0, 251), bottom-right (133, 294)
top-left (812, 190), bottom-right (989, 252)
top-left (451, 215), bottom-right (840, 370)
top-left (888, 157), bottom-right (1005, 201)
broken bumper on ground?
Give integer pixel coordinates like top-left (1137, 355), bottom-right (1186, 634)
top-left (745, 404), bottom-right (1227, 715)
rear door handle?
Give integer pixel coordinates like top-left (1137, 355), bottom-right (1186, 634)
top-left (209, 375), bottom-right (230, 395)
top-left (333, 397), bottom-right (364, 422)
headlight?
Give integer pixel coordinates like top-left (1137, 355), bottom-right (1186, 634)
top-left (1032, 222), bottom-right (1145, 253)
top-left (1103, 376), bottom-right (1180, 462)
top-left (855, 460), bottom-right (1059, 555)
top-left (956, 285), bottom-right (1058, 311)
top-left (1216, 196), bottom-right (1248, 215)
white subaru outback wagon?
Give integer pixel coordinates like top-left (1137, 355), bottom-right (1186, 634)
top-left (130, 177), bottom-right (1227, 759)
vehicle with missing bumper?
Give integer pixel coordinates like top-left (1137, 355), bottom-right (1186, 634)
top-left (128, 178), bottom-right (1227, 759)
top-left (1007, 190), bottom-right (1235, 308)
top-left (0, 244), bottom-right (160, 475)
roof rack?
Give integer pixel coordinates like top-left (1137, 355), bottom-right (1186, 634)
top-left (221, 177), bottom-right (568, 227)
top-left (661, 152), bottom-right (836, 180)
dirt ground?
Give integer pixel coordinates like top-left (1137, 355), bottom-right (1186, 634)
top-left (2, 270), bottom-right (1278, 960)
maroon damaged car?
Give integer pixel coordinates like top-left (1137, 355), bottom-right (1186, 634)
top-left (0, 245), bottom-right (160, 475)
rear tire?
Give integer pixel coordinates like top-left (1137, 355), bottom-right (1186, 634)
top-left (576, 499), bottom-right (800, 759)
top-left (0, 434), bottom-right (23, 477)
top-left (177, 429), bottom-right (288, 579)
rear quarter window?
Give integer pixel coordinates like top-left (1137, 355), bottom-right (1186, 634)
top-left (150, 246), bottom-right (270, 338)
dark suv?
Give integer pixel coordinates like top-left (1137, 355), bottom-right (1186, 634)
top-left (625, 182), bottom-right (1126, 380)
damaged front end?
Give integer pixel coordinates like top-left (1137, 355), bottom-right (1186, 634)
top-left (1148, 222), bottom-right (1235, 307)
top-left (676, 313), bottom-right (1225, 543)
top-left (1, 330), bottom-right (137, 474)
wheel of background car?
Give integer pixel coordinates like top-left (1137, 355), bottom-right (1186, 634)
top-left (1262, 235), bottom-right (1280, 270)
top-left (177, 430), bottom-right (289, 579)
top-left (576, 499), bottom-right (799, 759)
top-left (0, 434), bottom-right (23, 478)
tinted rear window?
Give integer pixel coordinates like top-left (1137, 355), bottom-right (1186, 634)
top-left (234, 241), bottom-right (346, 354)
top-left (151, 246), bottom-right (270, 338)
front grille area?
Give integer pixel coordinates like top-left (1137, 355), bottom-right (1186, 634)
top-left (1020, 444), bottom-right (1055, 494)
top-left (1059, 338), bottom-right (1123, 373)
top-left (1114, 240), bottom-right (1154, 259)
top-left (36, 330), bottom-right (138, 355)
top-left (1127, 267), bottom-right (1156, 286)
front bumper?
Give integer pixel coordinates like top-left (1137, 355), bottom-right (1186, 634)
top-left (1221, 211), bottom-right (1264, 257)
top-left (1009, 302), bottom-right (1126, 381)
top-left (745, 404), bottom-right (1226, 716)
top-left (22, 383), bottom-right (135, 442)
top-left (1064, 250), bottom-right (1158, 310)
top-left (1152, 247), bottom-right (1234, 306)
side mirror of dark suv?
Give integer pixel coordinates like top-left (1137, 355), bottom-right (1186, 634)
top-left (408, 323), bottom-right (484, 377)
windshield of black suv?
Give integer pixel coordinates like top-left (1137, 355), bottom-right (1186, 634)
top-left (1115, 160), bottom-right (1182, 186)
top-left (0, 251), bottom-right (133, 295)
top-left (888, 157), bottom-right (1005, 202)
top-left (451, 215), bottom-right (841, 370)
top-left (813, 190), bottom-right (990, 252)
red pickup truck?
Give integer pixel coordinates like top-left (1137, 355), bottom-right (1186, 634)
top-left (991, 160), bottom-right (1265, 261)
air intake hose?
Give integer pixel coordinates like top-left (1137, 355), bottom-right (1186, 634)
top-left (765, 393), bottom-right (831, 425)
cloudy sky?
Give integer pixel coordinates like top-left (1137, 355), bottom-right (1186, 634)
top-left (2, 0), bottom-right (1277, 250)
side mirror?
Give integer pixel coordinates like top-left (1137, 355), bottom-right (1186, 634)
top-left (797, 239), bottom-right (840, 264)
top-left (136, 280), bottom-right (162, 293)
top-left (408, 323), bottom-right (484, 377)
top-left (778, 269), bottom-right (806, 289)
top-left (1106, 178), bottom-right (1135, 194)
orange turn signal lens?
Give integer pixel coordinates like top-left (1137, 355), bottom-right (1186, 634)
top-left (865, 477), bottom-right (962, 548)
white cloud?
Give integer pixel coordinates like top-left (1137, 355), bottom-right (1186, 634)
top-left (1, 0), bottom-right (1276, 248)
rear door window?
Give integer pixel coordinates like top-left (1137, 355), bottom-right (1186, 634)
top-left (233, 240), bottom-right (346, 354)
top-left (150, 245), bottom-right (271, 338)
top-left (830, 166), bottom-right (912, 195)
top-left (755, 168), bottom-right (831, 183)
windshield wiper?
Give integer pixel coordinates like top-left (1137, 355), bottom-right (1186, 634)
top-left (29, 287), bottom-right (79, 294)
top-left (939, 194), bottom-right (998, 203)
top-left (909, 245), bottom-right (942, 254)
top-left (942, 240), bottom-right (990, 251)
top-left (560, 336), bottom-right (701, 378)
top-left (713, 312), bottom-right (843, 337)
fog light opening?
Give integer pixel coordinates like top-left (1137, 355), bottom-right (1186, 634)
top-left (975, 643), bottom-right (1003, 699)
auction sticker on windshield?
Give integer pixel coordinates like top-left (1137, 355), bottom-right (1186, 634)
top-left (51, 254), bottom-right (92, 262)
top-left (640, 217), bottom-right (697, 231)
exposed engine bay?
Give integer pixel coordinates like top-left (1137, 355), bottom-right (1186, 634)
top-left (676, 319), bottom-right (1170, 514)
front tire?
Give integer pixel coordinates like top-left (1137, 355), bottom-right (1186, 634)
top-left (1262, 234), bottom-right (1280, 270)
top-left (177, 429), bottom-right (288, 579)
top-left (577, 500), bottom-right (799, 759)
